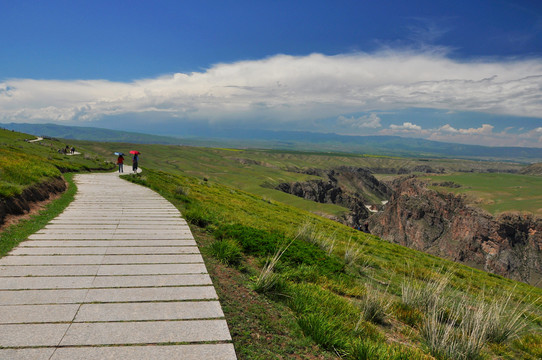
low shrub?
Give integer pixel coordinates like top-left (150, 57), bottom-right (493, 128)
top-left (208, 239), bottom-right (242, 266)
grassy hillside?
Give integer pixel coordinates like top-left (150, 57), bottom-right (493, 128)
top-left (125, 168), bottom-right (542, 359)
top-left (425, 173), bottom-right (542, 216)
top-left (2, 130), bottom-right (541, 358)
top-left (0, 129), bottom-right (113, 198)
top-left (72, 141), bottom-right (526, 221)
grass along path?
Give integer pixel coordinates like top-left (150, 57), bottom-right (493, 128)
top-left (124, 169), bottom-right (542, 360)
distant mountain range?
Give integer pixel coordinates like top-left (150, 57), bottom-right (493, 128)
top-left (3, 122), bottom-right (542, 163)
top-left (1, 123), bottom-right (182, 145)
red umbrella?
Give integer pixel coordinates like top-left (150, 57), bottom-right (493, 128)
top-left (129, 150), bottom-right (140, 155)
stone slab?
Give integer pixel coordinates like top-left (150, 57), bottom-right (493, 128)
top-left (110, 234), bottom-right (189, 240)
top-left (60, 319), bottom-right (231, 345)
top-left (45, 225), bottom-right (188, 230)
top-left (0, 274), bottom-right (212, 290)
top-left (9, 247), bottom-right (108, 255)
top-left (9, 246), bottom-right (199, 256)
top-left (0, 289), bottom-right (88, 305)
top-left (96, 263), bottom-right (207, 276)
top-left (48, 221), bottom-right (186, 225)
top-left (35, 229), bottom-right (188, 235)
top-left (104, 246), bottom-right (200, 255)
top-left (49, 344), bottom-right (236, 360)
top-left (0, 276), bottom-right (95, 290)
top-left (19, 240), bottom-right (197, 247)
top-left (95, 273), bottom-right (213, 287)
top-left (75, 301), bottom-right (223, 322)
top-left (45, 224), bottom-right (118, 229)
top-left (0, 348), bottom-right (56, 360)
top-left (0, 265), bottom-right (99, 277)
top-left (28, 234), bottom-right (189, 240)
top-left (84, 286), bottom-right (217, 302)
top-left (0, 254), bottom-right (202, 266)
top-left (0, 255), bottom-right (105, 266)
top-left (0, 323), bottom-right (70, 347)
top-left (11, 246), bottom-right (199, 255)
top-left (0, 304), bottom-right (80, 324)
top-left (101, 254), bottom-right (203, 264)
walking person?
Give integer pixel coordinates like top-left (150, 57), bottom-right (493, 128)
top-left (132, 152), bottom-right (139, 173)
top-left (117, 154), bottom-right (124, 173)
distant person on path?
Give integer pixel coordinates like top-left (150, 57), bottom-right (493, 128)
top-left (71, 146), bottom-right (75, 154)
top-left (132, 153), bottom-right (139, 173)
top-left (117, 154), bottom-right (124, 173)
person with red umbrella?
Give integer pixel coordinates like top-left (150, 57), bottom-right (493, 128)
top-left (130, 150), bottom-right (140, 173)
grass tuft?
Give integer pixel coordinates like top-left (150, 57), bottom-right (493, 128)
top-left (297, 313), bottom-right (347, 353)
top-left (357, 286), bottom-right (392, 325)
top-left (253, 237), bottom-right (294, 294)
top-left (208, 239), bottom-right (242, 266)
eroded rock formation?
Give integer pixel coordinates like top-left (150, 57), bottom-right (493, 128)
top-left (276, 167), bottom-right (392, 227)
top-left (368, 177), bottom-right (542, 284)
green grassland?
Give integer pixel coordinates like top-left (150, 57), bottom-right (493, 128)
top-left (3, 128), bottom-right (542, 359)
top-left (0, 129), bottom-right (114, 198)
top-left (73, 140), bottom-right (527, 221)
top-left (425, 173), bottom-right (542, 216)
top-left (125, 168), bottom-right (542, 359)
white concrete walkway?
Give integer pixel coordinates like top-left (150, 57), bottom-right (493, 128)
top-left (0, 173), bottom-right (236, 359)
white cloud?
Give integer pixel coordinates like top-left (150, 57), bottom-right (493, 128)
top-left (389, 122), bottom-right (422, 131)
top-left (439, 123), bottom-right (494, 135)
top-left (1, 51), bottom-right (542, 129)
top-left (439, 124), bottom-right (458, 133)
top-left (337, 113), bottom-right (382, 129)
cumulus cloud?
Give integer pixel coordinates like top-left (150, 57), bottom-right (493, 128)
top-left (1, 50), bottom-right (542, 130)
top-left (337, 113), bottom-right (382, 129)
top-left (438, 123), bottom-right (494, 135)
top-left (389, 122), bottom-right (422, 131)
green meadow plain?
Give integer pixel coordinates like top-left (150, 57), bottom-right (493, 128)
top-left (2, 130), bottom-right (542, 359)
top-left (426, 173), bottom-right (542, 216)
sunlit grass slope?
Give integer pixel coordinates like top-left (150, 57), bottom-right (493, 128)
top-left (125, 168), bottom-right (542, 359)
top-left (0, 129), bottom-right (114, 198)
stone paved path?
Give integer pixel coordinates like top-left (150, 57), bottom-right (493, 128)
top-left (0, 173), bottom-right (236, 359)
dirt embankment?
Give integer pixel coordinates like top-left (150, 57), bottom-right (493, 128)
top-left (0, 177), bottom-right (67, 227)
top-left (369, 177), bottom-right (542, 285)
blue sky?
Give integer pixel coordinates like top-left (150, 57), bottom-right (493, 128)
top-left (1, 0), bottom-right (542, 147)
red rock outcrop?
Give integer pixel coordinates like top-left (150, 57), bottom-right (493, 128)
top-left (368, 177), bottom-right (542, 285)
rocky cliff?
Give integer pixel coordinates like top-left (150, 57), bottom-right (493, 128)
top-left (276, 167), bottom-right (392, 227)
top-left (368, 177), bottom-right (542, 284)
